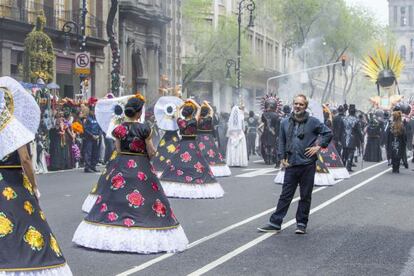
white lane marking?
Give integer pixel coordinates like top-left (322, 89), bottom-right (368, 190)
top-left (116, 160), bottom-right (387, 276)
top-left (253, 160), bottom-right (265, 163)
top-left (236, 168), bottom-right (279, 177)
top-left (188, 168), bottom-right (391, 276)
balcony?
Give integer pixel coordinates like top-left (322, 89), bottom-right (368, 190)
top-left (0, 3), bottom-right (104, 38)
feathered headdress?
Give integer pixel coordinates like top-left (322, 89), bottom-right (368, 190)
top-left (361, 46), bottom-right (404, 95)
top-left (261, 94), bottom-right (283, 114)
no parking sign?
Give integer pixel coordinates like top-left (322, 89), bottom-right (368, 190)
top-left (75, 52), bottom-right (90, 75)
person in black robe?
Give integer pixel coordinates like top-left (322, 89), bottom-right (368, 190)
top-left (363, 113), bottom-right (382, 162)
top-left (386, 110), bottom-right (407, 173)
top-left (246, 111), bottom-right (259, 158)
top-left (332, 105), bottom-right (345, 156)
top-left (261, 108), bottom-right (280, 165)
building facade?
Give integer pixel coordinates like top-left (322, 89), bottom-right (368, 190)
top-left (389, 0), bottom-right (414, 97)
top-left (0, 0), bottom-right (110, 98)
top-left (181, 0), bottom-right (293, 113)
top-left (118, 0), bottom-right (182, 104)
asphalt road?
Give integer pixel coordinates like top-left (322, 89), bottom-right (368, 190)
top-left (36, 157), bottom-right (414, 276)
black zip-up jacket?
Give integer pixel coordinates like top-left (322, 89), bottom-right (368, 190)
top-left (278, 114), bottom-right (333, 166)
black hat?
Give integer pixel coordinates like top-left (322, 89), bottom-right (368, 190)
top-left (337, 105), bottom-right (344, 113)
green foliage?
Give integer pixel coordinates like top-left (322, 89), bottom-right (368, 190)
top-left (23, 12), bottom-right (55, 83)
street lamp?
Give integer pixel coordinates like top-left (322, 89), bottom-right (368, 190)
top-left (61, 0), bottom-right (88, 98)
top-left (225, 0), bottom-right (255, 98)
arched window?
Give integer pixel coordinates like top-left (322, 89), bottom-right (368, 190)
top-left (400, 45), bottom-right (407, 60)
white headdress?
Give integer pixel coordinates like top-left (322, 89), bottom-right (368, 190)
top-left (228, 105), bottom-right (244, 132)
top-left (0, 76), bottom-right (40, 159)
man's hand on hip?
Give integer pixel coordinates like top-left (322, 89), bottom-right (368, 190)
top-left (305, 146), bottom-right (321, 157)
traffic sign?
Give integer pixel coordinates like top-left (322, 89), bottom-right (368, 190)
top-left (75, 52), bottom-right (90, 75)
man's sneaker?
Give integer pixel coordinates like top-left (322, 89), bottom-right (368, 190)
top-left (295, 225), bottom-right (306, 234)
top-left (257, 224), bottom-right (281, 233)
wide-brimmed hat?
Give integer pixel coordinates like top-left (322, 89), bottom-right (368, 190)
top-left (0, 76), bottom-right (40, 159)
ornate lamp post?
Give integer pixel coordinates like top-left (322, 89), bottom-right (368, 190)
top-left (226, 0), bottom-right (255, 98)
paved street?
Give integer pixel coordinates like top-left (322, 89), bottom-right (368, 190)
top-left (37, 157), bottom-right (414, 276)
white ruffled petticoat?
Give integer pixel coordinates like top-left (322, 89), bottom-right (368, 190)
top-left (210, 164), bottom-right (232, 177)
top-left (274, 170), bottom-right (337, 186)
top-left (160, 181), bottom-right (225, 199)
top-left (0, 264), bottom-right (73, 276)
top-left (81, 194), bottom-right (98, 213)
top-left (328, 167), bottom-right (350, 179)
top-left (72, 221), bottom-right (188, 254)
top-left (226, 133), bottom-right (248, 167)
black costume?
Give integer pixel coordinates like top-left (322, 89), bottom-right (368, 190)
top-left (341, 113), bottom-right (364, 171)
top-left (332, 111), bottom-right (345, 155)
top-left (246, 116), bottom-right (259, 157)
top-left (363, 120), bottom-right (382, 162)
top-left (386, 125), bottom-right (407, 173)
top-left (260, 111), bottom-right (280, 165)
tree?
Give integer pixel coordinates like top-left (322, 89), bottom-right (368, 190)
top-left (23, 12), bottom-right (54, 83)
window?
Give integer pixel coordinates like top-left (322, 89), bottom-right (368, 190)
top-left (27, 0), bottom-right (43, 24)
top-left (400, 45), bottom-right (407, 60)
top-left (0, 0), bottom-right (13, 18)
top-left (401, 7), bottom-right (407, 26)
top-left (266, 42), bottom-right (273, 69)
top-left (394, 6), bottom-right (398, 25)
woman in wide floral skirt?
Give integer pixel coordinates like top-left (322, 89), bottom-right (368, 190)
top-left (0, 77), bottom-right (72, 275)
top-left (159, 99), bottom-right (224, 198)
top-left (73, 94), bottom-right (188, 253)
top-left (152, 130), bottom-right (180, 176)
top-left (196, 102), bottom-right (231, 177)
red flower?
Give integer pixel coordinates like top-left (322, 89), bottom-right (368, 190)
top-left (127, 159), bottom-right (137, 169)
top-left (185, 176), bottom-right (193, 183)
top-left (129, 138), bottom-right (145, 152)
top-left (107, 212), bottom-right (118, 222)
top-left (196, 178), bottom-right (204, 184)
top-left (152, 182), bottom-right (160, 191)
top-left (218, 153), bottom-right (224, 161)
top-left (111, 173), bottom-right (126, 190)
top-left (194, 162), bottom-right (204, 173)
top-left (189, 143), bottom-right (196, 149)
top-left (152, 199), bottom-right (166, 217)
top-left (180, 152), bottom-right (192, 163)
top-left (112, 125), bottom-right (127, 139)
top-left (126, 190), bottom-right (145, 208)
top-left (137, 171), bottom-right (147, 181)
top-left (123, 218), bottom-right (135, 227)
top-left (100, 203), bottom-right (108, 212)
top-left (198, 142), bottom-right (206, 151)
top-left (176, 169), bottom-right (184, 176)
top-left (178, 119), bottom-right (187, 129)
top-left (95, 195), bottom-right (102, 205)
top-left (207, 149), bottom-right (215, 158)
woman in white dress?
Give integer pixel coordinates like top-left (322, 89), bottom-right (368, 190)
top-left (226, 105), bottom-right (248, 167)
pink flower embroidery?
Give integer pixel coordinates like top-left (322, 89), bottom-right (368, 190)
top-left (137, 171), bottom-right (147, 181)
top-left (112, 125), bottom-right (127, 139)
top-left (127, 159), bottom-right (137, 169)
top-left (207, 149), bottom-right (216, 158)
top-left (152, 182), bottom-right (160, 191)
top-left (180, 152), bottom-right (192, 163)
top-left (123, 218), bottom-right (135, 227)
top-left (129, 138), bottom-right (145, 152)
top-left (196, 178), bottom-right (204, 184)
top-left (189, 143), bottom-right (196, 149)
top-left (178, 119), bottom-right (187, 129)
top-left (152, 199), bottom-right (166, 217)
top-left (95, 195), bottom-right (102, 204)
top-left (218, 153), bottom-right (224, 161)
top-left (111, 173), bottom-right (126, 190)
top-left (194, 162), bottom-right (204, 173)
top-left (150, 165), bottom-right (156, 174)
top-left (100, 203), bottom-right (108, 212)
top-left (204, 136), bottom-right (210, 141)
top-left (185, 176), bottom-right (193, 183)
top-left (198, 142), bottom-right (206, 151)
top-left (176, 169), bottom-right (184, 176)
top-left (107, 212), bottom-right (118, 222)
top-left (126, 190), bottom-right (145, 208)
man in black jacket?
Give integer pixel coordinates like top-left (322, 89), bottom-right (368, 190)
top-left (258, 94), bottom-right (332, 234)
top-left (332, 105), bottom-right (345, 156)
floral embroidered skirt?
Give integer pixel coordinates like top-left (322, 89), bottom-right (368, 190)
top-left (160, 138), bottom-right (225, 199)
top-left (152, 131), bottom-right (180, 176)
top-left (0, 169), bottom-right (72, 275)
top-left (73, 154), bottom-right (188, 253)
top-left (196, 132), bottom-right (231, 177)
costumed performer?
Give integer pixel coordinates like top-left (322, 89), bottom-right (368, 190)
top-left (73, 94), bottom-right (188, 253)
top-left (226, 104), bottom-right (248, 167)
top-left (0, 76), bottom-right (72, 275)
top-left (159, 99), bottom-right (224, 199)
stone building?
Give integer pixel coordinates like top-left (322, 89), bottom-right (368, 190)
top-left (389, 0), bottom-right (414, 96)
top-left (118, 0), bottom-right (182, 104)
top-left (0, 0), bottom-right (110, 98)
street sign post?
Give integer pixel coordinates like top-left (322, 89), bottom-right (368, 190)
top-left (75, 52), bottom-right (90, 75)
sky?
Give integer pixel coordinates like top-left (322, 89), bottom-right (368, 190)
top-left (345, 0), bottom-right (389, 25)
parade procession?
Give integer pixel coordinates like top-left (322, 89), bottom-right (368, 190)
top-left (2, 0), bottom-right (414, 276)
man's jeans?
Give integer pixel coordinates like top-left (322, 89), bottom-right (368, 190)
top-left (269, 163), bottom-right (316, 228)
